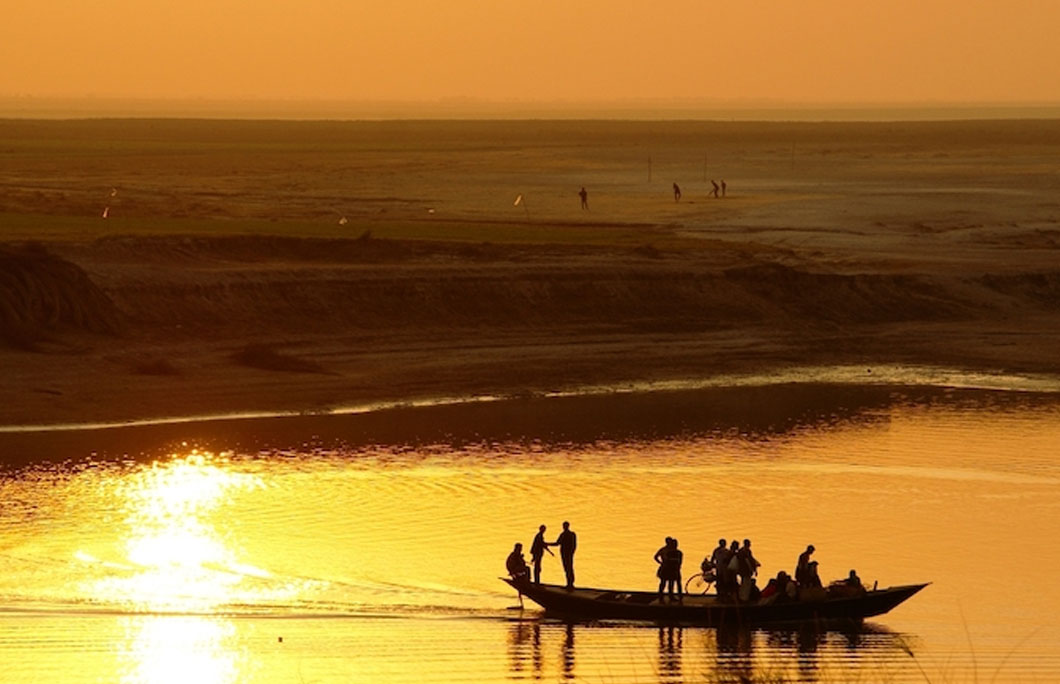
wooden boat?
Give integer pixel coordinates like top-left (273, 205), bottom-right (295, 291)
top-left (501, 578), bottom-right (928, 626)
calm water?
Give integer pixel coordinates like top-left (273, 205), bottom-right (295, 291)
top-left (1, 384), bottom-right (1059, 682)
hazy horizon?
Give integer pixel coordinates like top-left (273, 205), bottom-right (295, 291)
top-left (4, 95), bottom-right (1060, 122)
top-left (4, 1), bottom-right (1059, 110)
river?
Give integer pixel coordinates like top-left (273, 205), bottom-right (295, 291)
top-left (1, 382), bottom-right (1058, 682)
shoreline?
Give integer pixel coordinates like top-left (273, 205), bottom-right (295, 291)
top-left (3, 371), bottom-right (1059, 467)
top-left (3, 363), bottom-right (1060, 435)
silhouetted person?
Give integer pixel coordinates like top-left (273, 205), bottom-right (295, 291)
top-left (710, 538), bottom-right (731, 598)
top-left (795, 544), bottom-right (815, 586)
top-left (804, 560), bottom-right (822, 589)
top-left (654, 537), bottom-right (673, 598)
top-left (578, 187), bottom-right (589, 210)
top-left (673, 182), bottom-right (681, 202)
top-left (761, 570), bottom-right (796, 603)
top-left (739, 576), bottom-right (760, 603)
top-left (827, 568), bottom-right (865, 598)
top-left (530, 524), bottom-right (554, 584)
top-left (666, 538), bottom-right (684, 600)
top-left (711, 180), bottom-right (720, 198)
top-left (654, 538), bottom-right (683, 600)
top-left (737, 539), bottom-right (760, 581)
top-left (507, 542), bottom-right (529, 582)
top-left (506, 542), bottom-right (529, 608)
top-left (720, 179), bottom-right (727, 197)
top-left (555, 521), bottom-right (577, 589)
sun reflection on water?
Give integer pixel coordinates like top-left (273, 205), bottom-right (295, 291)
top-left (80, 451), bottom-right (275, 614)
top-left (120, 616), bottom-right (245, 684)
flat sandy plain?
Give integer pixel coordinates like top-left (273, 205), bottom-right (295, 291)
top-left (1, 119), bottom-right (1059, 427)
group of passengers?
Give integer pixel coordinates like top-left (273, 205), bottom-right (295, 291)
top-left (698, 541), bottom-right (866, 604)
top-left (650, 536), bottom-right (761, 603)
top-left (506, 522), bottom-right (578, 589)
top-left (507, 530), bottom-right (866, 605)
top-left (705, 538), bottom-right (762, 602)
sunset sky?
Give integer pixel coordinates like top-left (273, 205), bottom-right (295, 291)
top-left (4, 0), bottom-right (1059, 106)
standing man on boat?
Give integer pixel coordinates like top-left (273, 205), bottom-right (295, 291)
top-left (654, 537), bottom-right (674, 598)
top-left (710, 538), bottom-right (731, 597)
top-left (530, 524), bottom-right (554, 584)
top-left (555, 521), bottom-right (578, 589)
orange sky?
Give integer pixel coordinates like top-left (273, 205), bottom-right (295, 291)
top-left (3, 0), bottom-right (1059, 105)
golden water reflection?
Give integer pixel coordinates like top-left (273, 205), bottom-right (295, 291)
top-left (83, 452), bottom-right (272, 614)
top-left (120, 616), bottom-right (244, 684)
top-left (504, 620), bottom-right (922, 684)
top-left (87, 453), bottom-right (266, 683)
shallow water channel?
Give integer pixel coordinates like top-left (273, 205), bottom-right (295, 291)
top-left (1, 384), bottom-right (1058, 682)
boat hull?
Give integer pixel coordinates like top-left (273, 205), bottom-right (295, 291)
top-left (502, 579), bottom-right (928, 626)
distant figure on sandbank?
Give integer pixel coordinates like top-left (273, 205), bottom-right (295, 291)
top-left (721, 179), bottom-right (727, 197)
top-left (711, 180), bottom-right (720, 198)
top-left (579, 187), bottom-right (589, 210)
top-left (673, 182), bottom-right (681, 202)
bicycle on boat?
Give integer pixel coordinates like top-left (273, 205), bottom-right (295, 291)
top-left (684, 559), bottom-right (717, 595)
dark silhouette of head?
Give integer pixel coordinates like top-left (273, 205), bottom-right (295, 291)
top-left (562, 521), bottom-right (570, 531)
top-left (539, 524), bottom-right (546, 533)
top-left (743, 539), bottom-right (751, 547)
top-left (514, 542), bottom-right (522, 552)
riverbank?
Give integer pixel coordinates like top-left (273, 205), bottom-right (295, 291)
top-left (1, 119), bottom-right (1058, 427)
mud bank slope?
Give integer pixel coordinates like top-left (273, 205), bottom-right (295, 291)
top-left (1, 234), bottom-right (1058, 427)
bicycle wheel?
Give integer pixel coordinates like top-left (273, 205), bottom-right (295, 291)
top-left (684, 572), bottom-right (712, 595)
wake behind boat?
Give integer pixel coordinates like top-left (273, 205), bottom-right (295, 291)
top-left (501, 578), bottom-right (928, 626)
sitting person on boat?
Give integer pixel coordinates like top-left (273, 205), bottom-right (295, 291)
top-left (797, 560), bottom-right (828, 601)
top-left (506, 543), bottom-right (529, 582)
top-left (738, 575), bottom-right (761, 603)
top-left (802, 560), bottom-right (823, 588)
top-left (759, 570), bottom-right (798, 604)
top-left (828, 569), bottom-right (867, 598)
